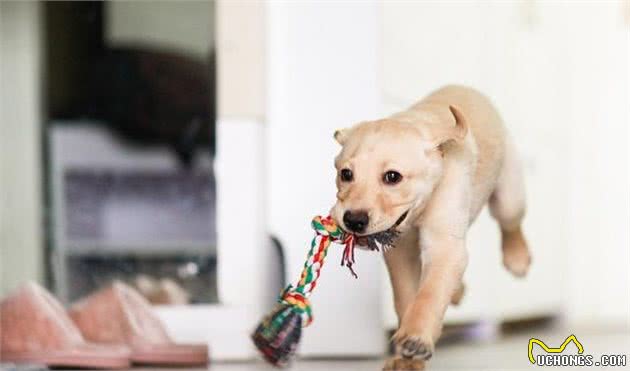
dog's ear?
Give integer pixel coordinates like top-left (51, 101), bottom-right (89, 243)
top-left (432, 105), bottom-right (468, 148)
top-left (334, 128), bottom-right (350, 145)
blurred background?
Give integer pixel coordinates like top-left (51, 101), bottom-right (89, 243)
top-left (0, 0), bottom-right (628, 369)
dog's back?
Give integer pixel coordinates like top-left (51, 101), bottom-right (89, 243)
top-left (412, 85), bottom-right (507, 220)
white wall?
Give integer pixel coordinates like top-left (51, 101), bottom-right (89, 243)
top-left (380, 0), bottom-right (629, 328)
top-left (562, 2), bottom-right (629, 327)
top-left (0, 1), bottom-right (43, 295)
top-left (264, 2), bottom-right (628, 354)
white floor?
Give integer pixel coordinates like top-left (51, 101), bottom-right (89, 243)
top-left (138, 327), bottom-right (630, 371)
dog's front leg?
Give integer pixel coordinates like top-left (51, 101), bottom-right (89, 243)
top-left (383, 231), bottom-right (467, 371)
top-left (392, 161), bottom-right (471, 364)
top-left (393, 229), bottom-right (468, 362)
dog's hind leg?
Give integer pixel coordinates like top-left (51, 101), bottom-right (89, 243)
top-left (450, 281), bottom-right (465, 305)
top-left (489, 137), bottom-right (531, 277)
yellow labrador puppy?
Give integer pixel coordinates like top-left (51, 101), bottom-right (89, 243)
top-left (331, 85), bottom-right (530, 370)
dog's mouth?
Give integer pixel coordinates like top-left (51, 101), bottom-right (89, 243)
top-left (338, 210), bottom-right (409, 278)
top-left (353, 210), bottom-right (409, 252)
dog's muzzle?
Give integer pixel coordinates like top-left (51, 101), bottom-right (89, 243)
top-left (353, 209), bottom-right (410, 251)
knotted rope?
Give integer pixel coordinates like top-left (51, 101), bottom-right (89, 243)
top-left (282, 215), bottom-right (356, 326)
top-left (251, 215), bottom-right (358, 366)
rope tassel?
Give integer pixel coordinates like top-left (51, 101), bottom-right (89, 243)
top-left (251, 215), bottom-right (357, 367)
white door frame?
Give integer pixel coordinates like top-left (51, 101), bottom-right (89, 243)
top-left (265, 0), bottom-right (386, 357)
top-left (156, 119), bottom-right (270, 360)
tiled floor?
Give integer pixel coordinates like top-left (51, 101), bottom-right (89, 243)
top-left (133, 327), bottom-right (629, 371)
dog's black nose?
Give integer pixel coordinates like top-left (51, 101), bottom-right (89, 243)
top-left (343, 210), bottom-right (369, 233)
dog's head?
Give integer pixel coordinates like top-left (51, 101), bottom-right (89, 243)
top-left (330, 105), bottom-right (467, 239)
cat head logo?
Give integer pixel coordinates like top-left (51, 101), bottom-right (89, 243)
top-left (528, 334), bottom-right (584, 364)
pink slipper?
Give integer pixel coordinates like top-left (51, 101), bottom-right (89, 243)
top-left (0, 282), bottom-right (130, 369)
top-left (69, 281), bottom-right (208, 366)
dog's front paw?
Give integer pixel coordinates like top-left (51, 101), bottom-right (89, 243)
top-left (382, 356), bottom-right (425, 371)
top-left (392, 331), bottom-right (434, 361)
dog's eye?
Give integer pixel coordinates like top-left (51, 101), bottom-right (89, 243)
top-left (340, 168), bottom-right (353, 182)
top-left (383, 170), bottom-right (402, 185)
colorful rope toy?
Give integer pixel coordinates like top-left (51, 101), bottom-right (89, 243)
top-left (251, 215), bottom-right (359, 367)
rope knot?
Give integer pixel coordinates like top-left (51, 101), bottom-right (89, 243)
top-left (312, 215), bottom-right (358, 278)
top-left (280, 285), bottom-right (313, 326)
top-left (311, 215), bottom-right (345, 242)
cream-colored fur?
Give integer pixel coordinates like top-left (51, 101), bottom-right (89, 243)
top-left (331, 85), bottom-right (530, 370)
